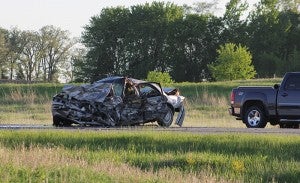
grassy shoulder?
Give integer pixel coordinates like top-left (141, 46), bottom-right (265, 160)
top-left (0, 130), bottom-right (299, 182)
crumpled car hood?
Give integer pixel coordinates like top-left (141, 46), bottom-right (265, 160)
top-left (61, 83), bottom-right (113, 103)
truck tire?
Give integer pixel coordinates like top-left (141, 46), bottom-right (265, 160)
top-left (243, 105), bottom-right (267, 128)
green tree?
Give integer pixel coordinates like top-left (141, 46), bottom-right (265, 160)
top-left (82, 2), bottom-right (185, 82)
top-left (81, 1), bottom-right (228, 82)
top-left (146, 71), bottom-right (173, 84)
top-left (79, 1), bottom-right (299, 82)
top-left (223, 0), bottom-right (249, 44)
top-left (209, 43), bottom-right (256, 81)
top-left (169, 14), bottom-right (222, 82)
top-left (39, 25), bottom-right (74, 82)
top-left (6, 28), bottom-right (24, 80)
top-left (17, 30), bottom-right (40, 81)
top-left (82, 7), bottom-right (130, 81)
top-left (70, 46), bottom-right (88, 82)
top-left (247, 0), bottom-right (282, 77)
top-left (126, 2), bottom-right (183, 79)
top-left (248, 0), bottom-right (300, 77)
top-left (0, 28), bottom-right (9, 79)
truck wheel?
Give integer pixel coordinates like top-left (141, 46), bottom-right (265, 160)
top-left (243, 105), bottom-right (267, 128)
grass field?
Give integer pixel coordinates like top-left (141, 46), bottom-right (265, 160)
top-left (0, 83), bottom-right (61, 125)
top-left (0, 130), bottom-right (299, 183)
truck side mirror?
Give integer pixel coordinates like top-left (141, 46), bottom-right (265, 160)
top-left (274, 84), bottom-right (280, 90)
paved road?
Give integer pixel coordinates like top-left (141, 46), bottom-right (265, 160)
top-left (0, 124), bottom-right (299, 135)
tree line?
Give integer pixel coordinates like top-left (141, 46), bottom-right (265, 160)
top-left (1, 0), bottom-right (300, 83)
top-left (0, 25), bottom-right (76, 82)
top-left (79, 0), bottom-right (300, 82)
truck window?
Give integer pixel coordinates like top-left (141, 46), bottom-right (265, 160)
top-left (284, 76), bottom-right (300, 90)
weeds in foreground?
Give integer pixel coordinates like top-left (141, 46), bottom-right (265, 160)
top-left (0, 131), bottom-right (299, 183)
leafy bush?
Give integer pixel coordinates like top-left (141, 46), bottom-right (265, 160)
top-left (146, 71), bottom-right (173, 84)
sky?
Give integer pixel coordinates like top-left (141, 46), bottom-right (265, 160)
top-left (0, 0), bottom-right (259, 37)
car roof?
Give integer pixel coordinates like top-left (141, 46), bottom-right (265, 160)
top-left (95, 76), bottom-right (124, 83)
top-left (95, 76), bottom-right (147, 85)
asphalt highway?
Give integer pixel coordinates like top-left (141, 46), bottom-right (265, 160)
top-left (0, 124), bottom-right (299, 135)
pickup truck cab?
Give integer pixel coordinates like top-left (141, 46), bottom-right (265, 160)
top-left (229, 72), bottom-right (300, 128)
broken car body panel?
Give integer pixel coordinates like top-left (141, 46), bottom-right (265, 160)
top-left (52, 77), bottom-right (185, 127)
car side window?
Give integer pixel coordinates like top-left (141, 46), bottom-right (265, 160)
top-left (139, 84), bottom-right (161, 97)
top-left (284, 76), bottom-right (300, 90)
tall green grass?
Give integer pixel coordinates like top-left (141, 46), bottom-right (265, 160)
top-left (0, 83), bottom-right (63, 103)
top-left (0, 83), bottom-right (63, 125)
top-left (0, 130), bottom-right (299, 182)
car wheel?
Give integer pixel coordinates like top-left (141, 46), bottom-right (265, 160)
top-left (53, 116), bottom-right (70, 127)
top-left (243, 105), bottom-right (267, 128)
top-left (157, 106), bottom-right (174, 127)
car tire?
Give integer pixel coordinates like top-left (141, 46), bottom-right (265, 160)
top-left (243, 105), bottom-right (267, 128)
top-left (53, 116), bottom-right (70, 127)
top-left (157, 106), bottom-right (174, 127)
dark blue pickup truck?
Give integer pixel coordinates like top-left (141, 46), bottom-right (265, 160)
top-left (229, 72), bottom-right (300, 128)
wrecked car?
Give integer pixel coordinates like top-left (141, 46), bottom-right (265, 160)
top-left (52, 76), bottom-right (185, 127)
